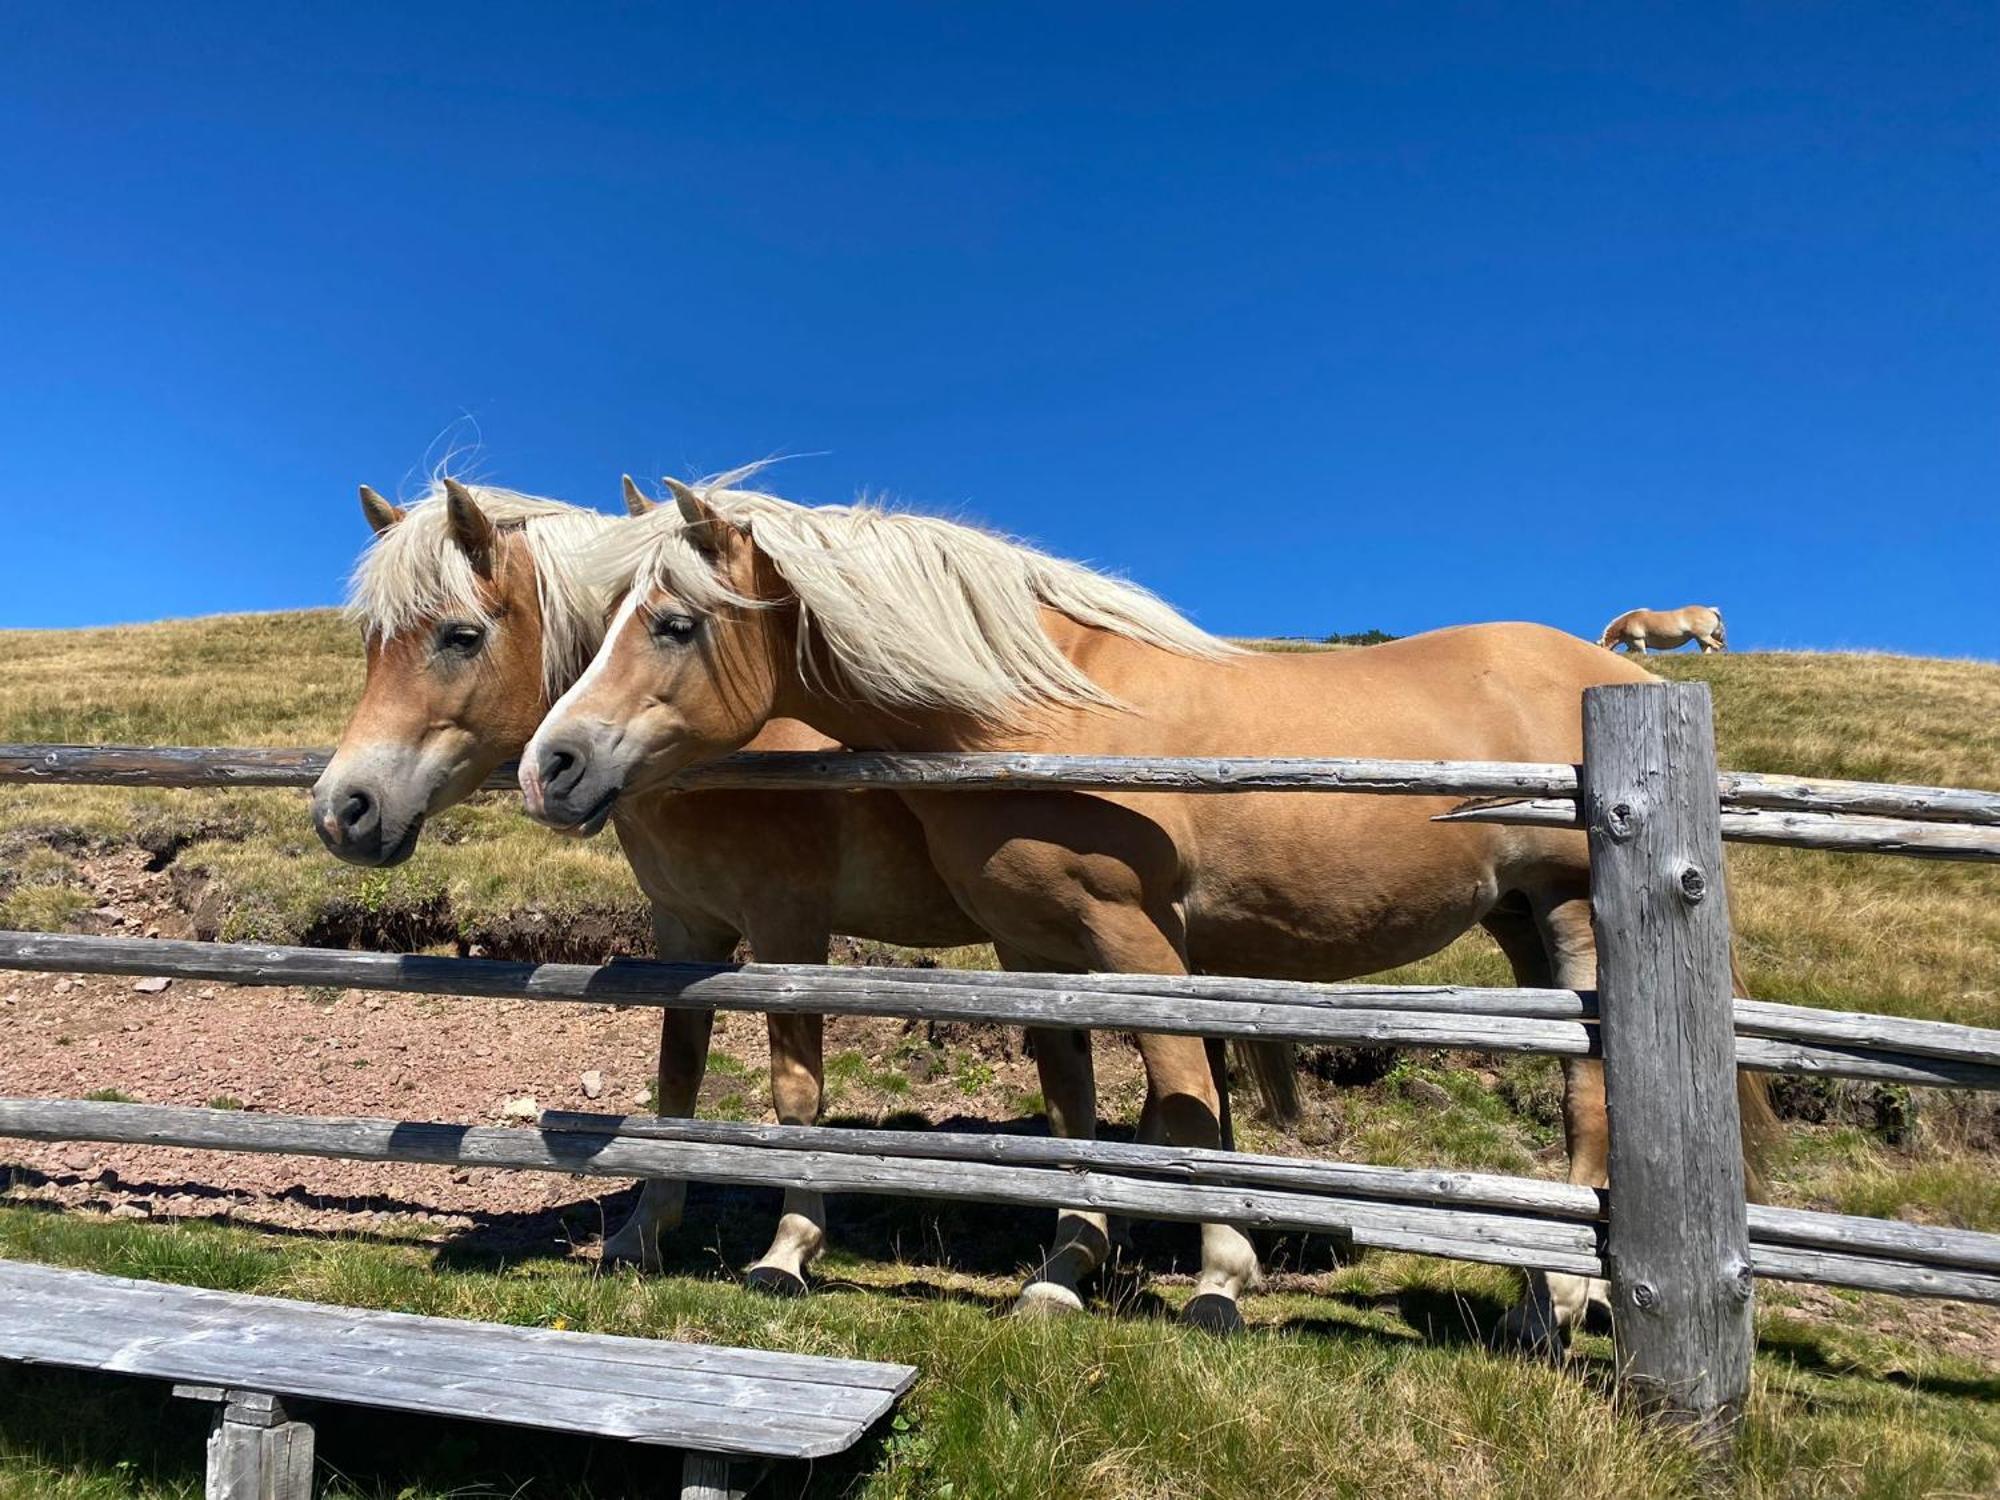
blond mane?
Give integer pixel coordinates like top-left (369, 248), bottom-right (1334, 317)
top-left (582, 474), bottom-right (1239, 722)
top-left (345, 483), bottom-right (617, 697)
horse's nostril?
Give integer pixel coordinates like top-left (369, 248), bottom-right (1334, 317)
top-left (339, 789), bottom-right (375, 835)
top-left (541, 744), bottom-right (585, 798)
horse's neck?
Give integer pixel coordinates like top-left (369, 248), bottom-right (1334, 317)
top-left (770, 607), bottom-right (1129, 753)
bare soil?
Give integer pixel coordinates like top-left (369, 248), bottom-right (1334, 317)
top-left (0, 850), bottom-right (1132, 1257)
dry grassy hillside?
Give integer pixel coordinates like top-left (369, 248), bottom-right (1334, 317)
top-left (3, 611), bottom-right (1995, 1026)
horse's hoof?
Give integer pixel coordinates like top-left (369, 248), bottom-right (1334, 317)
top-left (1013, 1281), bottom-right (1085, 1317)
top-left (1181, 1293), bottom-right (1245, 1335)
top-left (1491, 1309), bottom-right (1569, 1358)
top-left (744, 1266), bottom-right (809, 1298)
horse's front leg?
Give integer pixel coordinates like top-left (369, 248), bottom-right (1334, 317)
top-left (737, 918), bottom-right (834, 1296)
top-left (601, 1006), bottom-right (716, 1270)
top-left (743, 1011), bottom-right (828, 1296)
top-left (602, 910), bottom-right (736, 1272)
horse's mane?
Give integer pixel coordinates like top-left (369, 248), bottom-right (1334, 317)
top-left (583, 470), bottom-right (1238, 723)
top-left (344, 483), bottom-right (615, 698)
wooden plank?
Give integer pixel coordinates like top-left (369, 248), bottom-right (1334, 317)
top-left (541, 1111), bottom-right (1605, 1220)
top-left (1733, 1037), bottom-right (2000, 1091)
top-left (1717, 769), bottom-right (2000, 827)
top-left (1751, 1246), bottom-right (2000, 1304)
top-left (9, 743), bottom-right (1995, 827)
top-left (0, 1259), bottom-right (913, 1392)
top-left (0, 931), bottom-right (1595, 1058)
top-left (22, 1292), bottom-right (893, 1422)
top-left (0, 1101), bottom-right (1604, 1274)
top-left (1585, 682), bottom-right (1754, 1447)
top-left (1437, 798), bottom-right (2000, 863)
top-left (1745, 1206), bottom-right (2000, 1275)
top-left (0, 1261), bottom-right (912, 1459)
top-left (13, 930), bottom-right (1996, 1088)
top-left (1730, 999), bottom-right (2000, 1069)
top-left (681, 1452), bottom-right (756, 1500)
top-left (0, 743), bottom-right (1580, 798)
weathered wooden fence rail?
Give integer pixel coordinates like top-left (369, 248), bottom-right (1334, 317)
top-left (5, 1099), bottom-right (1998, 1304)
top-left (3, 932), bottom-right (1998, 1089)
top-left (5, 742), bottom-right (1999, 858)
top-left (5, 682), bottom-right (1999, 1455)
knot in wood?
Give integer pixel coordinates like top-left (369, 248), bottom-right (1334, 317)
top-left (1602, 801), bottom-right (1637, 842)
top-left (1724, 1258), bottom-right (1754, 1302)
top-left (1629, 1280), bottom-right (1659, 1312)
top-left (1678, 865), bottom-right (1708, 903)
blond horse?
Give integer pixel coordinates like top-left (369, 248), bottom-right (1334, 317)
top-left (311, 477), bottom-right (987, 1291)
top-left (523, 477), bottom-right (1772, 1339)
top-left (1599, 605), bottom-right (1726, 654)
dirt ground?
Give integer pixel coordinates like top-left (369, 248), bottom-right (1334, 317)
top-left (0, 849), bottom-right (1121, 1253)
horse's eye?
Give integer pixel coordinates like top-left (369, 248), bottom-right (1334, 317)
top-left (436, 622), bottom-right (487, 656)
top-left (651, 612), bottom-right (700, 645)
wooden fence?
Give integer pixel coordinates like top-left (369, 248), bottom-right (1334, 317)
top-left (3, 681), bottom-right (1999, 1453)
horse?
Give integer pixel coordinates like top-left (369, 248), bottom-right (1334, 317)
top-left (1598, 605), bottom-right (1726, 655)
top-left (521, 474), bottom-right (1775, 1342)
top-left (309, 476), bottom-right (989, 1291)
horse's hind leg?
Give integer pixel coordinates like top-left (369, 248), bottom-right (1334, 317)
top-left (1489, 893), bottom-right (1610, 1351)
top-left (602, 909), bottom-right (737, 1271)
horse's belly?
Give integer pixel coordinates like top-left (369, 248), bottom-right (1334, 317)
top-left (1181, 800), bottom-right (1502, 981)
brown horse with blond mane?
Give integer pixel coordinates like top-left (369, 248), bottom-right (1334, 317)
top-left (523, 473), bottom-right (1774, 1340)
top-left (311, 476), bottom-right (989, 1291)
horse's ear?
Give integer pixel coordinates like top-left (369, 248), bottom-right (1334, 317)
top-left (620, 475), bottom-right (656, 516)
top-left (358, 485), bottom-right (404, 535)
top-left (662, 477), bottom-right (731, 556)
top-left (441, 478), bottom-right (497, 574)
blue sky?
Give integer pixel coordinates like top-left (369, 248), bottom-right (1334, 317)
top-left (2, 5), bottom-right (1993, 652)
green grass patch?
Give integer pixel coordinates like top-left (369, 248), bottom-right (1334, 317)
top-left (0, 1208), bottom-right (1994, 1499)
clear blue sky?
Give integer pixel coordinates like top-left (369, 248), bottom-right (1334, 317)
top-left (2, 5), bottom-right (1993, 652)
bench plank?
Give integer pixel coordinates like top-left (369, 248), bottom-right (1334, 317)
top-left (0, 1261), bottom-right (915, 1459)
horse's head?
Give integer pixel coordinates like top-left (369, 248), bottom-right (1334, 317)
top-left (313, 479), bottom-right (564, 865)
top-left (521, 479), bottom-right (786, 834)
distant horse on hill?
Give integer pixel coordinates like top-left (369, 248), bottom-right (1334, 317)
top-left (1599, 605), bottom-right (1726, 654)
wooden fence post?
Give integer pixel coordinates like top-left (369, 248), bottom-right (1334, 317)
top-left (1583, 682), bottom-right (1753, 1450)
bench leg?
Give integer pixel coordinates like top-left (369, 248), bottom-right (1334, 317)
top-left (679, 1451), bottom-right (763, 1500)
top-left (175, 1387), bottom-right (315, 1500)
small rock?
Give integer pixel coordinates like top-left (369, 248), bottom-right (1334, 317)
top-left (631, 1089), bottom-right (652, 1106)
top-left (90, 905), bottom-right (120, 920)
top-left (61, 1147), bottom-right (96, 1172)
top-left (499, 1095), bottom-right (540, 1121)
top-left (363, 996), bottom-right (385, 1011)
top-left (145, 925), bottom-right (161, 938)
top-left (196, 988), bottom-right (217, 1000)
top-left (1, 991), bottom-right (18, 1005)
top-left (1405, 1078), bottom-right (1453, 1110)
top-left (132, 976), bottom-right (172, 995)
top-left (52, 978), bottom-right (74, 995)
top-left (109, 1202), bottom-right (151, 1219)
top-left (580, 1070), bottom-right (605, 1100)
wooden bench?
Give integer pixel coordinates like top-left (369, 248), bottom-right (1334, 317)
top-left (0, 1259), bottom-right (917, 1499)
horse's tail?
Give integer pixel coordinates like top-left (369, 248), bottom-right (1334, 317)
top-left (1731, 948), bottom-right (1778, 1200)
top-left (1231, 1039), bottom-right (1301, 1128)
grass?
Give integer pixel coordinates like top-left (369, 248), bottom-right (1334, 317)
top-left (2, 1205), bottom-right (1995, 1500)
